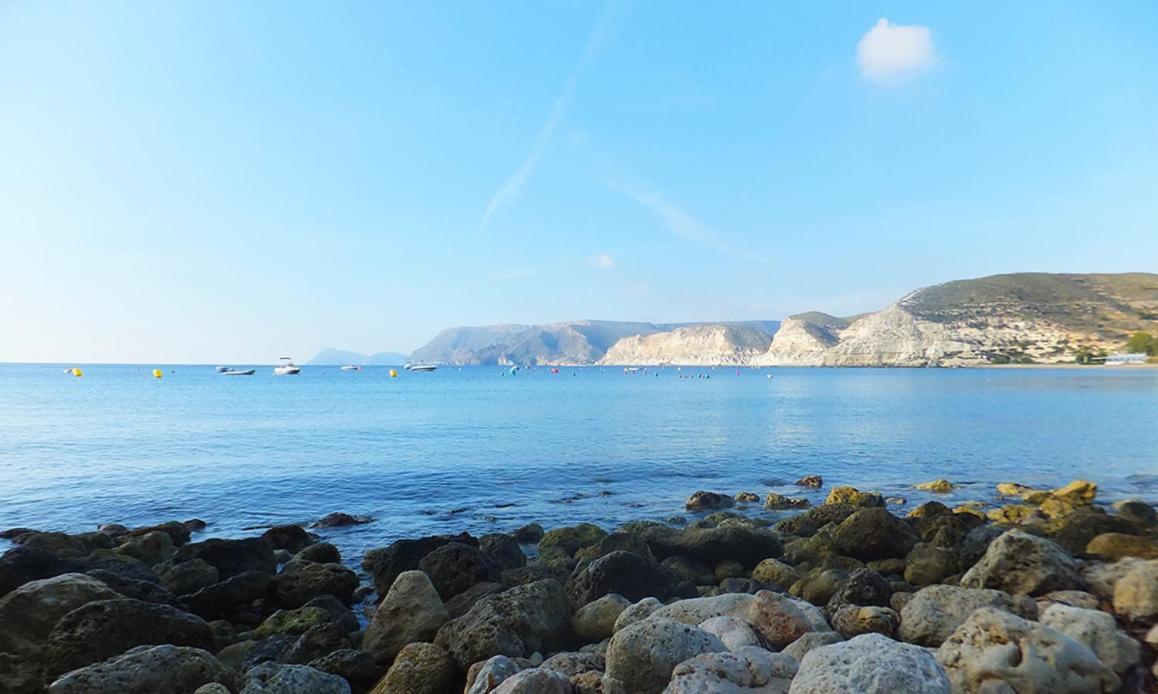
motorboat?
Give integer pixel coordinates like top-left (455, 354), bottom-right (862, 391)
top-left (340, 365), bottom-right (361, 371)
top-left (223, 368), bottom-right (256, 376)
top-left (273, 357), bottom-right (301, 376)
top-left (404, 363), bottom-right (437, 372)
top-left (215, 366), bottom-right (229, 373)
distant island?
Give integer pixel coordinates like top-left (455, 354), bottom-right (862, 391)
top-left (308, 348), bottom-right (411, 366)
top-left (315, 272), bottom-right (1158, 368)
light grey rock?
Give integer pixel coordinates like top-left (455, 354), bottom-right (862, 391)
top-left (698, 615), bottom-right (763, 651)
top-left (540, 651), bottom-right (604, 676)
top-left (491, 667), bottom-right (573, 694)
top-left (665, 646), bottom-right (797, 693)
top-left (1040, 603), bottom-right (1141, 676)
top-left (602, 618), bottom-right (727, 694)
top-left (47, 645), bottom-right (239, 694)
top-left (790, 633), bottom-right (950, 693)
top-left (959, 530), bottom-right (1081, 596)
top-left (573, 593), bottom-right (630, 643)
top-left (898, 584), bottom-right (1037, 646)
top-left (361, 570), bottom-right (448, 664)
top-left (240, 662), bottom-right (350, 693)
top-left (612, 597), bottom-right (663, 632)
top-left (1081, 558), bottom-right (1142, 600)
top-left (936, 607), bottom-right (1117, 694)
top-left (781, 632), bottom-right (842, 662)
top-left (1112, 559), bottom-right (1158, 622)
top-left (465, 655), bottom-right (522, 694)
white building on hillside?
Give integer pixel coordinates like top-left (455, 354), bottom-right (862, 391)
top-left (1105, 353), bottom-right (1149, 365)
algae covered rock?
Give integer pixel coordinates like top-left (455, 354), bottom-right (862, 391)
top-left (685, 491), bottom-right (735, 512)
top-left (915, 479), bottom-right (954, 493)
top-left (830, 508), bottom-right (918, 561)
top-left (824, 486), bottom-right (884, 508)
top-left (371, 642), bottom-right (454, 694)
top-left (0, 573), bottom-right (121, 658)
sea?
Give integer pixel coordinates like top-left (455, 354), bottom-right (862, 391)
top-left (1, 364), bottom-right (1156, 562)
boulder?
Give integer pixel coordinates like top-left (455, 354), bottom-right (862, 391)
top-left (936, 607), bottom-right (1117, 693)
top-left (735, 491), bottom-right (760, 503)
top-left (575, 532), bottom-right (655, 563)
top-left (566, 551), bottom-right (696, 608)
top-left (1050, 510), bottom-right (1139, 555)
top-left (160, 559), bottom-right (219, 596)
top-left (782, 631), bottom-right (842, 662)
top-left (685, 491), bottom-right (734, 512)
top-left (793, 569), bottom-right (847, 606)
top-left (824, 487), bottom-right (884, 508)
top-left (791, 633), bottom-right (949, 693)
top-left (491, 668), bottom-right (572, 693)
top-left (253, 606), bottom-right (331, 637)
top-left (464, 655), bottom-right (522, 694)
top-left (295, 543), bottom-right (341, 564)
top-left (173, 538), bottom-right (276, 579)
top-left (114, 531), bottom-right (175, 567)
top-left (513, 523), bottom-right (545, 544)
top-left (371, 642), bottom-right (455, 694)
top-left (697, 615), bottom-right (763, 651)
top-left (573, 593), bottom-right (630, 643)
top-left (829, 508), bottom-right (918, 561)
top-left (1086, 532), bottom-right (1158, 560)
top-left (751, 558), bottom-right (800, 590)
top-left (242, 662), bottom-right (351, 693)
top-left (745, 591), bottom-right (827, 649)
top-left (666, 647), bottom-right (797, 693)
top-left (540, 651), bottom-right (604, 676)
top-left (417, 543), bottom-right (501, 601)
top-left (538, 524), bottom-right (608, 558)
top-left (898, 584), bottom-right (1037, 646)
top-left (796, 475), bottom-right (823, 488)
top-left (1040, 603), bottom-right (1141, 676)
top-left (602, 618), bottom-right (726, 694)
top-left (830, 605), bottom-right (898, 638)
top-left (774, 505), bottom-right (855, 538)
top-left (649, 526), bottom-right (783, 568)
top-left (914, 479), bottom-right (954, 493)
top-left (281, 622), bottom-right (351, 665)
top-left (1035, 589), bottom-right (1100, 611)
top-left (480, 534), bottom-right (527, 571)
top-left (825, 568), bottom-right (892, 612)
top-left (42, 598), bottom-right (214, 679)
top-left (661, 556), bottom-right (714, 586)
top-left (10, 531), bottom-right (112, 558)
top-left (272, 561), bottom-right (358, 608)
top-left (959, 529), bottom-right (1081, 595)
top-left (764, 493), bottom-right (810, 510)
top-left (181, 570), bottom-right (272, 620)
top-left (1113, 500), bottom-right (1157, 528)
top-left (958, 524), bottom-right (1004, 570)
top-left (1, 652), bottom-right (44, 694)
top-left (434, 579), bottom-right (572, 670)
top-left (85, 569), bottom-right (175, 605)
top-left (46, 645), bottom-right (239, 694)
top-left (310, 649), bottom-right (384, 693)
top-left (0, 573), bottom-right (121, 658)
top-left (1112, 559), bottom-right (1158, 622)
top-left (362, 532), bottom-right (478, 597)
top-left (362, 570), bottom-right (449, 665)
top-left (445, 581), bottom-right (505, 619)
top-left (613, 597), bottom-right (663, 632)
top-left (0, 546), bottom-right (73, 597)
top-left (313, 512), bottom-right (372, 528)
top-left (903, 543), bottom-right (959, 586)
top-left (1081, 557), bottom-right (1142, 600)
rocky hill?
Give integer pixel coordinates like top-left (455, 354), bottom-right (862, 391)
top-left (598, 324), bottom-right (774, 365)
top-left (756, 273), bottom-right (1158, 366)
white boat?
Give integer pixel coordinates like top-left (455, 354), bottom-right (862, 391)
top-left (223, 368), bottom-right (255, 376)
top-left (404, 363), bottom-right (438, 372)
top-left (340, 365), bottom-right (361, 371)
top-left (215, 366), bottom-right (228, 373)
top-left (273, 357), bottom-right (301, 376)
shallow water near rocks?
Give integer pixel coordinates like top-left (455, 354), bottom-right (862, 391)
top-left (1, 364), bottom-right (1156, 562)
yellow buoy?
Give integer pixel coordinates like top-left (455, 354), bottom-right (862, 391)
top-left (389, 369), bottom-right (398, 378)
top-left (72, 368), bottom-right (83, 377)
top-left (152, 369), bottom-right (163, 379)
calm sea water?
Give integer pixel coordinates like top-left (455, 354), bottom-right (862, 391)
top-left (1, 364), bottom-right (1156, 561)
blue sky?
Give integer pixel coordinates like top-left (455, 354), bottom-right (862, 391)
top-left (2, 2), bottom-right (1156, 363)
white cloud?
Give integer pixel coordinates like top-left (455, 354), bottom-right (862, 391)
top-left (591, 252), bottom-right (614, 269)
top-left (856, 18), bottom-right (935, 85)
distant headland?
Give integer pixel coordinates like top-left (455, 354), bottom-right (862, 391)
top-left (317, 272), bottom-right (1158, 368)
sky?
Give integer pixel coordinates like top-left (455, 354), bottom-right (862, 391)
top-left (1, 2), bottom-right (1157, 363)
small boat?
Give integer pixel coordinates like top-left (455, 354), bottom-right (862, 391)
top-left (273, 357), bottom-right (301, 376)
top-left (340, 365), bottom-right (361, 371)
top-left (223, 368), bottom-right (256, 376)
top-left (404, 363), bottom-right (437, 372)
top-left (215, 366), bottom-right (228, 373)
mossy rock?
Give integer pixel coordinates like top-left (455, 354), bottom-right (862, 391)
top-left (537, 523), bottom-right (608, 558)
top-left (253, 606), bottom-right (331, 638)
top-left (825, 487), bottom-right (884, 508)
top-left (914, 479), bottom-right (954, 493)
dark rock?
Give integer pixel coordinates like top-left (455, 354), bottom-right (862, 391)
top-left (85, 569), bottom-right (177, 605)
top-left (480, 534), bottom-right (527, 571)
top-left (313, 512), bottom-right (372, 528)
top-left (362, 532), bottom-right (478, 597)
top-left (42, 598), bottom-right (213, 679)
top-left (159, 558), bottom-right (219, 596)
top-left (180, 570), bottom-right (272, 620)
top-left (0, 547), bottom-right (72, 597)
top-left (830, 509), bottom-right (919, 561)
top-left (434, 579), bottom-right (573, 670)
top-left (173, 538), bottom-right (275, 580)
top-left (1, 651), bottom-right (45, 694)
top-left (240, 634), bottom-right (296, 671)
top-left (261, 526), bottom-right (320, 554)
top-left (44, 644), bottom-right (242, 694)
top-left (445, 581), bottom-right (506, 619)
top-left (566, 551), bottom-right (697, 608)
top-left (273, 561), bottom-right (358, 608)
top-left (661, 556), bottom-right (715, 586)
top-left (959, 525), bottom-right (1005, 570)
top-left (11, 531), bottom-right (113, 558)
top-left (418, 543), bottom-right (502, 601)
top-left (1050, 510), bottom-right (1139, 555)
top-left (0, 528), bottom-right (36, 540)
top-left (796, 475), bottom-right (823, 488)
top-left (513, 523), bottom-right (545, 544)
top-left (502, 565), bottom-right (566, 587)
top-left (826, 568), bottom-right (893, 613)
top-left (772, 505), bottom-right (856, 538)
top-left (282, 622), bottom-right (350, 665)
top-left (796, 569), bottom-right (849, 606)
top-left (538, 524), bottom-right (608, 558)
top-left (309, 649), bottom-right (384, 694)
top-left (903, 544), bottom-right (960, 587)
top-left (295, 543), bottom-right (341, 564)
top-left (1113, 500), bottom-right (1156, 528)
top-left (575, 532), bottom-right (655, 563)
top-left (123, 520), bottom-right (196, 548)
top-left (717, 577), bottom-right (766, 594)
top-left (302, 594), bottom-right (360, 634)
top-left (649, 525), bottom-right (783, 568)
top-left (685, 491), bottom-right (735, 512)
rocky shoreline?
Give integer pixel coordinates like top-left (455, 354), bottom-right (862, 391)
top-left (1, 478), bottom-right (1156, 693)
